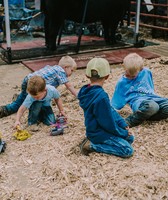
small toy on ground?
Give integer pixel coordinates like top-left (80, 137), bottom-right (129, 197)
top-left (13, 126), bottom-right (31, 141)
top-left (50, 116), bottom-right (67, 136)
top-left (0, 132), bottom-right (6, 153)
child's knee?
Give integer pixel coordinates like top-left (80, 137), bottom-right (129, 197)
top-left (148, 102), bottom-right (159, 115)
top-left (139, 100), bottom-right (159, 116)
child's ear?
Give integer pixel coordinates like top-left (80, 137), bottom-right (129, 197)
top-left (121, 64), bottom-right (125, 68)
top-left (105, 75), bottom-right (109, 80)
top-left (61, 65), bottom-right (66, 69)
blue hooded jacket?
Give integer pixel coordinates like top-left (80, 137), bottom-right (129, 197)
top-left (78, 85), bottom-right (129, 144)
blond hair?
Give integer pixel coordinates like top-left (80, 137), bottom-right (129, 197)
top-left (123, 53), bottom-right (143, 76)
top-left (27, 76), bottom-right (46, 95)
top-left (58, 56), bottom-right (77, 70)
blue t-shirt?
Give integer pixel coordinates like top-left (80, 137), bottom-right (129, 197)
top-left (27, 65), bottom-right (68, 88)
top-left (111, 67), bottom-right (163, 112)
top-left (23, 85), bottom-right (60, 109)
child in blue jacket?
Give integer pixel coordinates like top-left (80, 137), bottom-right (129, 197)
top-left (78, 58), bottom-right (134, 158)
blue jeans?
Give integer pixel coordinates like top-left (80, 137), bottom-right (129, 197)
top-left (126, 99), bottom-right (168, 127)
top-left (28, 101), bottom-right (56, 126)
top-left (90, 135), bottom-right (134, 158)
top-left (6, 76), bottom-right (28, 114)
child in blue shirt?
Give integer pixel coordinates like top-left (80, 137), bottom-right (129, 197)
top-left (78, 58), bottom-right (134, 158)
top-left (0, 55), bottom-right (78, 118)
top-left (111, 53), bottom-right (168, 127)
top-left (14, 76), bottom-right (65, 128)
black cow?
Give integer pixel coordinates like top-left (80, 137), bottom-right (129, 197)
top-left (41, 0), bottom-right (130, 51)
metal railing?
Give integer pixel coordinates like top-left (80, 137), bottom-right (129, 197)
top-left (130, 0), bottom-right (168, 33)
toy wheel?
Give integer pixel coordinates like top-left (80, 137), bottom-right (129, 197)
top-left (64, 21), bottom-right (75, 35)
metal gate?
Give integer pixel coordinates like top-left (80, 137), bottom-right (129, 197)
top-left (130, 0), bottom-right (168, 37)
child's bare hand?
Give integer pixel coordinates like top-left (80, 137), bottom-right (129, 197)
top-left (59, 110), bottom-right (65, 116)
top-left (125, 126), bottom-right (134, 136)
top-left (14, 121), bottom-right (21, 129)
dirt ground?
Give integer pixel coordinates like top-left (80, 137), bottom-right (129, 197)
top-left (0, 40), bottom-right (168, 200)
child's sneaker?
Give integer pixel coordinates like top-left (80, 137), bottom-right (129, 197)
top-left (0, 106), bottom-right (10, 118)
